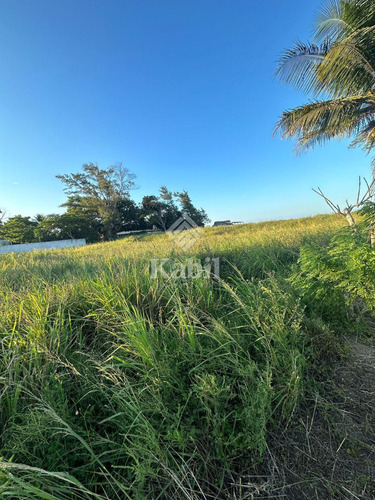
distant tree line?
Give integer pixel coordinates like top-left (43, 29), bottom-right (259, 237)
top-left (0, 163), bottom-right (209, 244)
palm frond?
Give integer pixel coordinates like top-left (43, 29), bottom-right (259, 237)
top-left (277, 0), bottom-right (375, 155)
top-left (314, 0), bottom-right (351, 42)
top-left (351, 119), bottom-right (375, 151)
top-left (275, 41), bottom-right (330, 94)
top-left (275, 94), bottom-right (375, 152)
top-left (342, 0), bottom-right (375, 32)
top-left (317, 24), bottom-right (375, 97)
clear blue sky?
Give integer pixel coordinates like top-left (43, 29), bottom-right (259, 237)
top-left (0, 0), bottom-right (372, 222)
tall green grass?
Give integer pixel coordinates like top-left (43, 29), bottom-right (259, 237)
top-left (0, 214), bottom-right (344, 498)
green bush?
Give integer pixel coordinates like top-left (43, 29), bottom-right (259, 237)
top-left (294, 226), bottom-right (375, 314)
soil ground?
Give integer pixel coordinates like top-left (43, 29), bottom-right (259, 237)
top-left (239, 338), bottom-right (375, 499)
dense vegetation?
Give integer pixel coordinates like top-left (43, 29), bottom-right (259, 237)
top-left (0, 163), bottom-right (209, 244)
top-left (1, 213), bottom-right (362, 499)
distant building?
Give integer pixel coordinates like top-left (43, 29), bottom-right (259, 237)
top-left (213, 220), bottom-right (233, 227)
top-left (213, 220), bottom-right (243, 227)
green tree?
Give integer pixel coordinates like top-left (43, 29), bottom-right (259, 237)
top-left (141, 187), bottom-right (181, 230)
top-left (116, 199), bottom-right (148, 231)
top-left (57, 163), bottom-right (136, 240)
top-left (275, 0), bottom-right (375, 154)
top-left (34, 213), bottom-right (99, 243)
top-left (0, 216), bottom-right (37, 244)
top-left (141, 195), bottom-right (171, 230)
top-left (175, 190), bottom-right (209, 227)
top-left (142, 188), bottom-right (209, 230)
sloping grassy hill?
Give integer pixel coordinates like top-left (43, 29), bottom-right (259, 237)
top-left (0, 213), bottom-right (343, 284)
top-left (0, 213), bottom-right (347, 499)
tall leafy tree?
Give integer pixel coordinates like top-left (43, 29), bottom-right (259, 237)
top-left (141, 187), bottom-right (208, 230)
top-left (175, 190), bottom-right (209, 226)
top-left (141, 194), bottom-right (177, 230)
top-left (275, 0), bottom-right (375, 155)
top-left (57, 163), bottom-right (136, 240)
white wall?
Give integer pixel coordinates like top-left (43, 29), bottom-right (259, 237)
top-left (0, 238), bottom-right (86, 255)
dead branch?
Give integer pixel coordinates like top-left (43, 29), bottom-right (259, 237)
top-left (312, 176), bottom-right (375, 227)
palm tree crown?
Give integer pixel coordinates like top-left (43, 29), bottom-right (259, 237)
top-left (275, 0), bottom-right (375, 155)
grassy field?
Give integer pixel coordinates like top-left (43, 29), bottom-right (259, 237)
top-left (0, 214), bottom-right (347, 499)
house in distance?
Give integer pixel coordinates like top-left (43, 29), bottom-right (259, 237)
top-left (212, 220), bottom-right (243, 227)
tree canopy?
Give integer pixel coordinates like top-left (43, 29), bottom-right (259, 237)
top-left (57, 163), bottom-right (136, 240)
top-left (0, 163), bottom-right (209, 244)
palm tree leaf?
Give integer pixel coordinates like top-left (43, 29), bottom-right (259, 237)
top-left (352, 119), bottom-right (375, 151)
top-left (342, 0), bottom-right (375, 31)
top-left (314, 0), bottom-right (351, 42)
top-left (277, 0), bottom-right (375, 156)
top-left (275, 94), bottom-right (375, 152)
top-left (317, 25), bottom-right (375, 96)
top-left (275, 41), bottom-right (330, 94)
